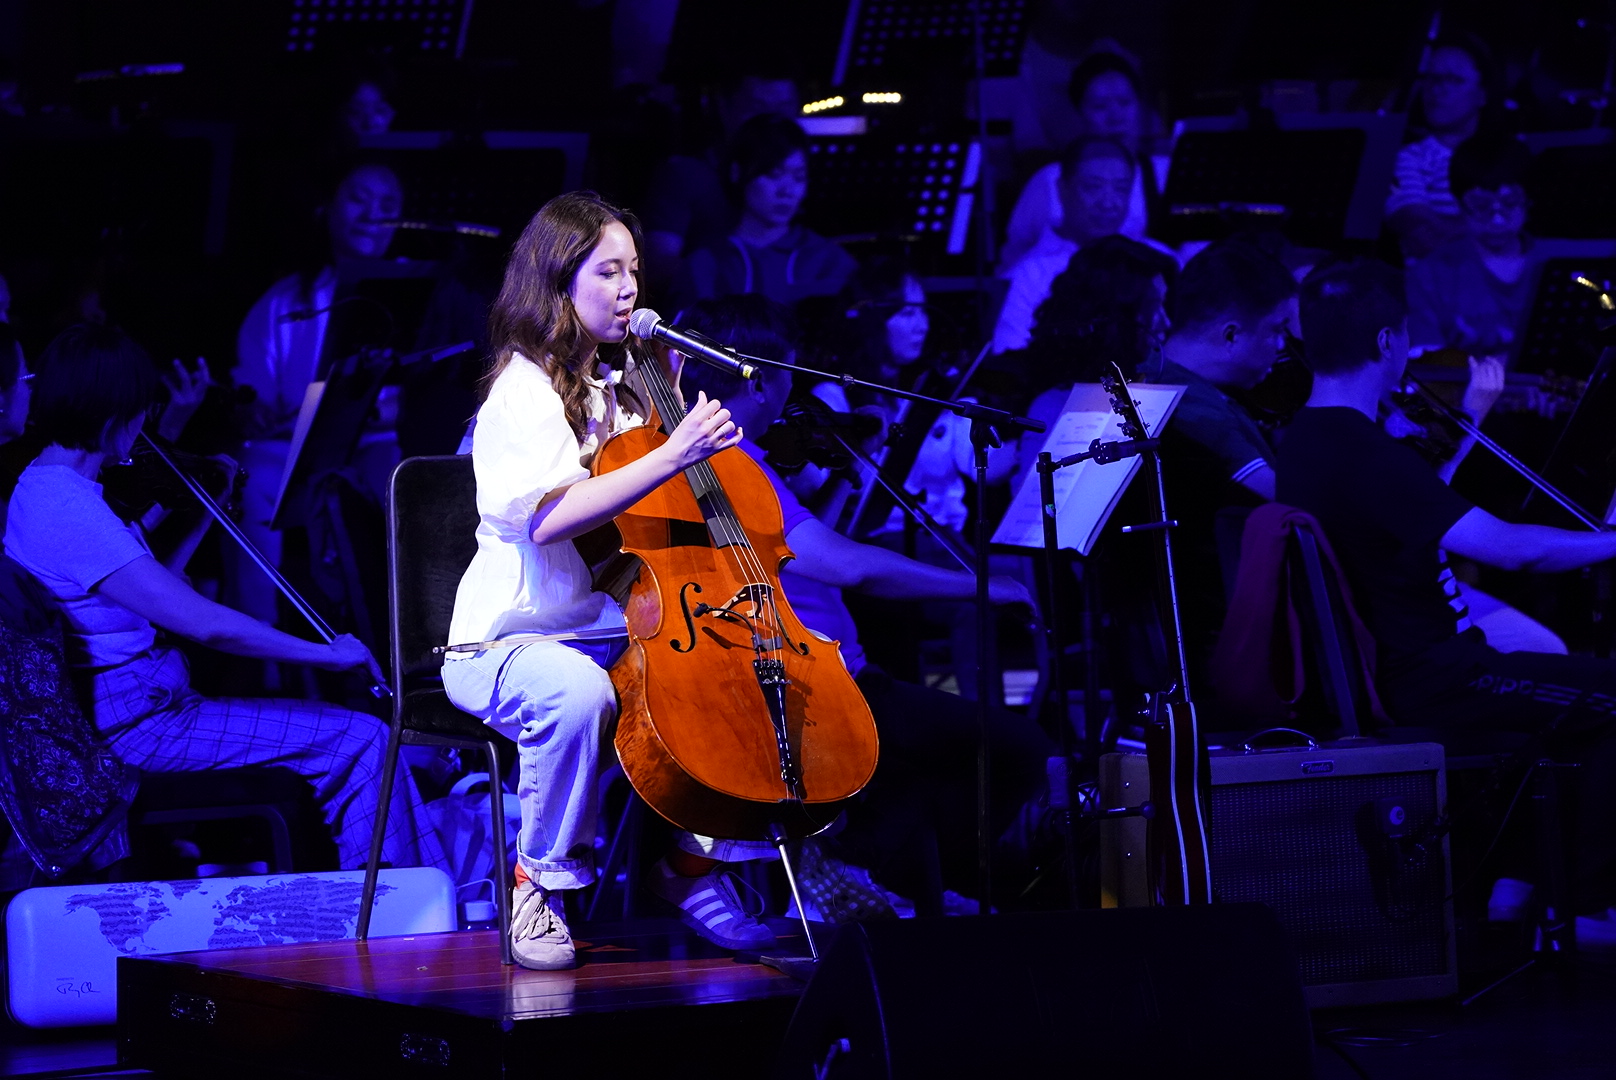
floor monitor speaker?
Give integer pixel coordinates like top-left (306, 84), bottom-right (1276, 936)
top-left (776, 904), bottom-right (1313, 1079)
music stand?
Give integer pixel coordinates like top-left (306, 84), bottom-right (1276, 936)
top-left (357, 131), bottom-right (586, 260)
top-left (832, 0), bottom-right (1031, 85)
top-left (804, 132), bottom-right (982, 268)
top-left (1161, 112), bottom-right (1405, 248)
top-left (1522, 131), bottom-right (1616, 240)
top-left (279, 0), bottom-right (473, 59)
top-left (1515, 251), bottom-right (1616, 379)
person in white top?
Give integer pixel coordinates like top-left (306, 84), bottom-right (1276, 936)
top-left (992, 136), bottom-right (1139, 355)
top-left (998, 51), bottom-right (1170, 276)
top-left (232, 162), bottom-right (404, 636)
top-left (3, 324), bottom-right (443, 877)
top-left (1385, 36), bottom-right (1495, 261)
top-left (442, 191), bottom-right (775, 970)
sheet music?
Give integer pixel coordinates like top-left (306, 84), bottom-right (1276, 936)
top-left (271, 379), bottom-right (327, 526)
top-left (993, 383), bottom-right (1186, 555)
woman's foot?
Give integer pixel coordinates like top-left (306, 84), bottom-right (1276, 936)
top-left (510, 880), bottom-right (576, 970)
top-left (648, 858), bottom-right (777, 951)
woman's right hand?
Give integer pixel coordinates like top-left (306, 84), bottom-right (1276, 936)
top-left (323, 633), bottom-right (387, 685)
top-left (660, 391), bottom-right (742, 471)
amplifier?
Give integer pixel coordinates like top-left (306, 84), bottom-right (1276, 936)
top-left (1100, 740), bottom-right (1456, 1007)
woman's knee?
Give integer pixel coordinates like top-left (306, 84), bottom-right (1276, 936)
top-left (526, 663), bottom-right (616, 745)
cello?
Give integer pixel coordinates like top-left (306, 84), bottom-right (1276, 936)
top-left (590, 348), bottom-right (880, 842)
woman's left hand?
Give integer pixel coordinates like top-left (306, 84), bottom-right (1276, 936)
top-left (160, 358), bottom-right (213, 441)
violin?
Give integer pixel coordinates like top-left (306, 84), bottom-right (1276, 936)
top-left (754, 393), bottom-right (883, 475)
top-left (103, 435), bottom-right (245, 524)
top-left (589, 355), bottom-right (879, 842)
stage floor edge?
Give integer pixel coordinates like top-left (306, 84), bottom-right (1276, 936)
top-left (117, 919), bottom-right (807, 1079)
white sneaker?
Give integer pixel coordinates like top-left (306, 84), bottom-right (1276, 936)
top-left (509, 880), bottom-right (576, 970)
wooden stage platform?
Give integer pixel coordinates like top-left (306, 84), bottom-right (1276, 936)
top-left (116, 918), bottom-right (810, 1078)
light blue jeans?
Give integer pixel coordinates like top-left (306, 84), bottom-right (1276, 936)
top-left (442, 638), bottom-right (772, 891)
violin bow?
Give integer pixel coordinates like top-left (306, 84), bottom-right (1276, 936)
top-left (830, 433), bottom-right (975, 574)
top-left (137, 433), bottom-right (393, 698)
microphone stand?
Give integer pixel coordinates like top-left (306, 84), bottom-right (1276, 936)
top-left (724, 350), bottom-right (1045, 914)
top-left (1036, 436), bottom-right (1161, 907)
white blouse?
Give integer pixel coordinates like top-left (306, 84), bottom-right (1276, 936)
top-left (445, 353), bottom-right (645, 652)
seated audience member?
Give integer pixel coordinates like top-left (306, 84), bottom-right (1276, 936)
top-left (1386, 35), bottom-right (1497, 261)
top-left (1277, 260), bottom-right (1616, 927)
top-left (677, 295), bottom-right (1054, 914)
top-left (999, 51), bottom-right (1170, 273)
top-left (1407, 132), bottom-right (1541, 365)
top-left (640, 70), bottom-right (800, 292)
top-left (234, 161), bottom-right (404, 630)
top-left (686, 114), bottom-right (857, 307)
top-left (992, 137), bottom-right (1148, 354)
top-left (3, 324), bottom-right (443, 874)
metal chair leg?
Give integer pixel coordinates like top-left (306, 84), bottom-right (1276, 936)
top-left (485, 739), bottom-right (514, 965)
top-left (588, 784), bottom-right (639, 921)
top-left (358, 721), bottom-right (405, 942)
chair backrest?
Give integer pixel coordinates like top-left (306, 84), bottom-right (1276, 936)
top-left (1288, 522), bottom-right (1368, 738)
top-left (388, 455), bottom-right (480, 682)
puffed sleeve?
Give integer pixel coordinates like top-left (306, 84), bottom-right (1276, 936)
top-left (471, 370), bottom-right (590, 544)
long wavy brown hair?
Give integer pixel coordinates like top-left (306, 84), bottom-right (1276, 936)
top-left (484, 191), bottom-right (646, 441)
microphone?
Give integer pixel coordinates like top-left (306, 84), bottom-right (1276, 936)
top-left (628, 309), bottom-right (760, 381)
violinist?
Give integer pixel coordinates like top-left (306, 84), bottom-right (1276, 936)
top-left (442, 192), bottom-right (775, 971)
top-left (1406, 132), bottom-right (1542, 368)
top-left (1, 324), bottom-right (445, 877)
top-left (1278, 259), bottom-right (1616, 939)
top-left (674, 295), bottom-right (1054, 921)
top-left (233, 161), bottom-right (406, 638)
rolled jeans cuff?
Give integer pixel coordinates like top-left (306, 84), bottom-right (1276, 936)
top-left (676, 831), bottom-right (779, 863)
top-left (521, 853), bottom-right (595, 892)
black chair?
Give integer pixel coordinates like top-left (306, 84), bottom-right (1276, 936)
top-left (358, 455), bottom-right (513, 963)
top-left (1270, 516), bottom-right (1571, 948)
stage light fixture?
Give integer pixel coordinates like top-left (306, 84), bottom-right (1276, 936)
top-left (861, 92), bottom-right (903, 105)
top-left (802, 96), bottom-right (846, 115)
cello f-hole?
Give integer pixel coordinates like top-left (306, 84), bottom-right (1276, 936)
top-left (671, 581), bottom-right (703, 653)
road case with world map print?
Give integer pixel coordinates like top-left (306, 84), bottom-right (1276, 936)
top-left (5, 867), bottom-right (454, 1026)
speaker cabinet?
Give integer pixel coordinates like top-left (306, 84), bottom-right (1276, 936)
top-left (775, 905), bottom-right (1313, 1080)
top-left (1101, 741), bottom-right (1457, 1007)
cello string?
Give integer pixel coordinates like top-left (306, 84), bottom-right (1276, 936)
top-left (641, 357), bottom-right (758, 594)
top-left (638, 351), bottom-right (784, 659)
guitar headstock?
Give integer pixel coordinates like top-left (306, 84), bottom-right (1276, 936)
top-left (1099, 361), bottom-right (1148, 441)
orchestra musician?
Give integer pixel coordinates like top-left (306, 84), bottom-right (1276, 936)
top-left (1, 324), bottom-right (445, 878)
top-left (442, 191), bottom-right (778, 971)
top-left (443, 192), bottom-right (1047, 970)
top-left (1277, 258), bottom-right (1616, 933)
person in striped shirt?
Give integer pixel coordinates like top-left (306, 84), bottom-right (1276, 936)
top-left (1385, 36), bottom-right (1497, 261)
